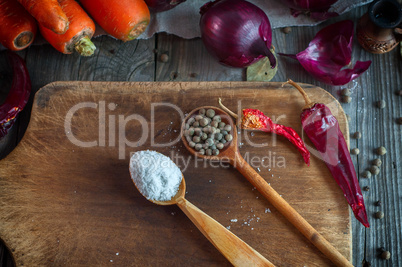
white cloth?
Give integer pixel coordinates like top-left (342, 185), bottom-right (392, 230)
top-left (139, 0), bottom-right (373, 39)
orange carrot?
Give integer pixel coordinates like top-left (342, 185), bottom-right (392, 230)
top-left (39, 0), bottom-right (96, 56)
top-left (0, 0), bottom-right (37, 51)
top-left (80, 0), bottom-right (150, 41)
top-left (17, 0), bottom-right (69, 34)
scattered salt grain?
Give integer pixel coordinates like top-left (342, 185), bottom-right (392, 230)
top-left (129, 150), bottom-right (182, 201)
top-left (231, 219), bottom-right (238, 222)
top-left (265, 208), bottom-right (271, 213)
top-left (116, 253), bottom-right (119, 256)
top-left (227, 226), bottom-right (231, 230)
top-left (257, 167), bottom-right (261, 172)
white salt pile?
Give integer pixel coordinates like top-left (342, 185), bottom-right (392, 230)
top-left (129, 150), bottom-right (182, 201)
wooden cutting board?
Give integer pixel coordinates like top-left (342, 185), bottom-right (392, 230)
top-left (0, 81), bottom-right (352, 266)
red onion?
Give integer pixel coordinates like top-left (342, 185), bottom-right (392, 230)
top-left (144, 0), bottom-right (186, 12)
top-left (282, 0), bottom-right (339, 20)
top-left (279, 20), bottom-right (371, 85)
top-left (199, 0), bottom-right (276, 68)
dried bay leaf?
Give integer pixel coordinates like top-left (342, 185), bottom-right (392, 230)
top-left (247, 49), bottom-right (278, 81)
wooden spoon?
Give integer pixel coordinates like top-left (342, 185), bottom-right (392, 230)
top-left (181, 106), bottom-right (353, 267)
top-left (130, 166), bottom-right (274, 267)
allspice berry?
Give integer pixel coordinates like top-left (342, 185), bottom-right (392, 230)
top-left (342, 95), bottom-right (352, 103)
top-left (351, 148), bottom-right (360, 155)
top-left (375, 200), bottom-right (382, 206)
top-left (160, 53), bottom-right (169, 63)
top-left (364, 186), bottom-right (370, 191)
top-left (362, 170), bottom-right (372, 178)
top-left (376, 100), bottom-right (386, 109)
top-left (376, 146), bottom-right (387, 155)
top-left (370, 165), bottom-right (380, 175)
top-left (372, 158), bottom-right (382, 167)
top-left (381, 250), bottom-right (391, 260)
top-left (397, 117), bottom-right (402, 125)
top-left (375, 211), bottom-right (384, 219)
top-left (341, 88), bottom-right (351, 96)
top-left (353, 131), bottom-right (362, 139)
top-left (282, 27), bottom-right (291, 34)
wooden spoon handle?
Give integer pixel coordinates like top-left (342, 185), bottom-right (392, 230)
top-left (176, 198), bottom-right (275, 267)
top-left (234, 153), bottom-right (352, 267)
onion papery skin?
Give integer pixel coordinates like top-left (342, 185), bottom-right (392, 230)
top-left (279, 20), bottom-right (371, 85)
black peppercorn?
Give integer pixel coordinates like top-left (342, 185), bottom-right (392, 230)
top-left (375, 200), bottom-right (382, 206)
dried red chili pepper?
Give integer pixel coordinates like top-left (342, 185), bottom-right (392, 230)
top-left (0, 51), bottom-right (31, 139)
top-left (219, 99), bottom-right (310, 165)
top-left (284, 80), bottom-right (369, 228)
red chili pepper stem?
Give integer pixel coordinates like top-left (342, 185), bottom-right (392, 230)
top-left (282, 79), bottom-right (315, 110)
top-left (218, 98), bottom-right (238, 120)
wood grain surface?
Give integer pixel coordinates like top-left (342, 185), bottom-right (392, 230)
top-left (0, 4), bottom-right (401, 266)
top-left (0, 81), bottom-right (351, 266)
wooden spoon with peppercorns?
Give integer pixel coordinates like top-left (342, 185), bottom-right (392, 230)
top-left (182, 106), bottom-right (353, 267)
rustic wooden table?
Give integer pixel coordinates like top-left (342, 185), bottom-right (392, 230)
top-left (0, 4), bottom-right (401, 267)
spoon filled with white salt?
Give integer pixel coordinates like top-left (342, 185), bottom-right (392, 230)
top-left (129, 150), bottom-right (274, 267)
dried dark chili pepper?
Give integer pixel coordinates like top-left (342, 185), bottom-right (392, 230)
top-left (0, 51), bottom-right (31, 139)
top-left (219, 99), bottom-right (310, 165)
top-left (284, 80), bottom-right (369, 228)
